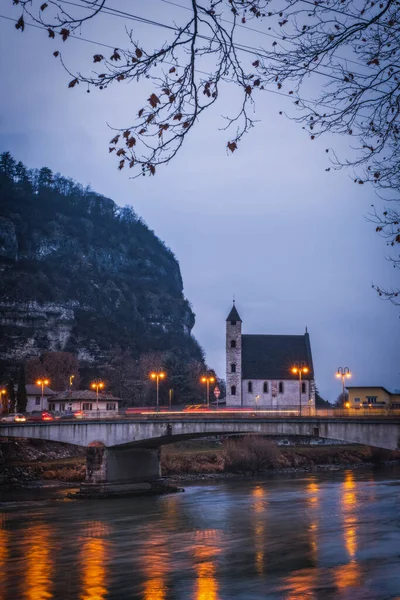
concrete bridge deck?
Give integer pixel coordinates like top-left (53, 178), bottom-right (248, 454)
top-left (1, 415), bottom-right (400, 451)
top-left (2, 416), bottom-right (399, 495)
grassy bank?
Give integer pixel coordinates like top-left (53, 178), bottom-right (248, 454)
top-left (161, 437), bottom-right (400, 475)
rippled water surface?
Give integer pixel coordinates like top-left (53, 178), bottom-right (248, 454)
top-left (1, 467), bottom-right (400, 599)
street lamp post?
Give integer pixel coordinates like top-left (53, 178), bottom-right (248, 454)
top-left (91, 380), bottom-right (104, 417)
top-left (336, 367), bottom-right (351, 408)
top-left (0, 388), bottom-right (7, 414)
top-left (200, 376), bottom-right (215, 407)
top-left (291, 363), bottom-right (309, 417)
top-left (36, 379), bottom-right (50, 412)
top-left (150, 372), bottom-right (166, 412)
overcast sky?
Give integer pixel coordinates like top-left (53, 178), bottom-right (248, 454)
top-left (1, 1), bottom-right (399, 401)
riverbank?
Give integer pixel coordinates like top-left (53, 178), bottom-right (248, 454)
top-left (2, 437), bottom-right (400, 488)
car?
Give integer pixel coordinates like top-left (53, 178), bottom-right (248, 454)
top-left (59, 410), bottom-right (83, 420)
top-left (1, 413), bottom-right (26, 423)
top-left (27, 411), bottom-right (54, 422)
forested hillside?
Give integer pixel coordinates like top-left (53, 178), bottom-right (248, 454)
top-left (0, 152), bottom-right (206, 402)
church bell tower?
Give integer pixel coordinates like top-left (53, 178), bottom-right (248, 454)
top-left (226, 302), bottom-right (242, 406)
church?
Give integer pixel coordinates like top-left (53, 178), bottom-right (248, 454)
top-left (225, 303), bottom-right (316, 411)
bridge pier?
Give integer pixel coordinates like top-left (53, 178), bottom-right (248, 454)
top-left (80, 442), bottom-right (162, 496)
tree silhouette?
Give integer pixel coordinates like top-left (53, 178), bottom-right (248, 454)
top-left (16, 366), bottom-right (27, 413)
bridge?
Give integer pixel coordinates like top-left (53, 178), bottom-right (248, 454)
top-left (2, 415), bottom-right (400, 494)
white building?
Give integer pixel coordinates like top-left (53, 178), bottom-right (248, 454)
top-left (26, 383), bottom-right (55, 413)
top-left (47, 390), bottom-right (119, 415)
top-left (225, 303), bottom-right (316, 411)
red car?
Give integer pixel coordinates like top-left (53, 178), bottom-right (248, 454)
top-left (27, 411), bottom-right (54, 422)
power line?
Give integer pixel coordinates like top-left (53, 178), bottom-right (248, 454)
top-left (53, 0), bottom-right (365, 83)
top-left (0, 11), bottom-right (337, 111)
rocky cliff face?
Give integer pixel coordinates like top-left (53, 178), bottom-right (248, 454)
top-left (0, 160), bottom-right (199, 366)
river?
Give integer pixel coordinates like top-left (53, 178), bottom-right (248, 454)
top-left (1, 467), bottom-right (400, 599)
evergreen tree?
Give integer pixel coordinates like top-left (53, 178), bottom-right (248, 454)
top-left (7, 378), bottom-right (16, 413)
top-left (16, 366), bottom-right (27, 413)
top-left (0, 151), bottom-right (16, 179)
top-left (38, 167), bottom-right (53, 189)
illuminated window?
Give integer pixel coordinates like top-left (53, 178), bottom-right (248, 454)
top-left (230, 340), bottom-right (236, 348)
top-left (263, 382), bottom-right (269, 393)
top-left (248, 381), bottom-right (253, 393)
top-left (231, 363), bottom-right (236, 373)
top-left (231, 385), bottom-right (236, 396)
top-left (279, 382), bottom-right (284, 394)
top-left (301, 382), bottom-right (306, 394)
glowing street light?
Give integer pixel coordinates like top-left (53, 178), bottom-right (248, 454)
top-left (291, 363), bottom-right (309, 417)
top-left (200, 376), bottom-right (215, 407)
top-left (91, 380), bottom-right (104, 416)
top-left (336, 367), bottom-right (351, 407)
top-left (150, 372), bottom-right (166, 412)
top-left (0, 388), bottom-right (7, 413)
top-left (36, 379), bottom-right (50, 411)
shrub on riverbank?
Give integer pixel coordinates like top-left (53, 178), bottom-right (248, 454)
top-left (223, 436), bottom-right (280, 473)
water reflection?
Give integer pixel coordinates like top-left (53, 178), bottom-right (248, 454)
top-left (306, 479), bottom-right (320, 565)
top-left (251, 485), bottom-right (267, 575)
top-left (80, 522), bottom-right (109, 600)
top-left (23, 524), bottom-right (53, 600)
top-left (193, 530), bottom-right (221, 600)
top-left (142, 532), bottom-right (169, 600)
top-left (0, 521), bottom-right (7, 600)
top-left (341, 471), bottom-right (358, 560)
top-left (0, 468), bottom-right (399, 600)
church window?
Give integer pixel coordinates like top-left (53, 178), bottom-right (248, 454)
top-left (231, 320), bottom-right (236, 326)
top-left (301, 382), bottom-right (306, 394)
top-left (248, 381), bottom-right (253, 393)
top-left (263, 382), bottom-right (269, 393)
top-left (279, 382), bottom-right (284, 394)
top-left (231, 364), bottom-right (236, 373)
top-left (231, 385), bottom-right (236, 396)
top-left (230, 340), bottom-right (236, 348)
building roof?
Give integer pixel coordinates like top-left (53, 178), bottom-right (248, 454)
top-left (26, 384), bottom-right (55, 396)
top-left (226, 303), bottom-right (242, 322)
top-left (347, 386), bottom-right (392, 394)
top-left (49, 390), bottom-right (120, 402)
top-left (241, 333), bottom-right (314, 380)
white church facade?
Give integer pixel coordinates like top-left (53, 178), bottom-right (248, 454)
top-left (225, 303), bottom-right (316, 412)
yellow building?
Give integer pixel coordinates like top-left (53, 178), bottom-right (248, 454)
top-left (347, 386), bottom-right (400, 409)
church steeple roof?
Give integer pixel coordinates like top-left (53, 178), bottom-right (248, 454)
top-left (226, 303), bottom-right (242, 322)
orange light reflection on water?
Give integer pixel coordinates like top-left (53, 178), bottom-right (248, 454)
top-left (80, 523), bottom-right (109, 600)
top-left (284, 570), bottom-right (318, 600)
top-left (193, 531), bottom-right (221, 600)
top-left (334, 560), bottom-right (362, 590)
top-left (142, 531), bottom-right (170, 600)
top-left (0, 527), bottom-right (7, 600)
top-left (23, 524), bottom-right (53, 600)
top-left (251, 485), bottom-right (267, 575)
top-left (342, 472), bottom-right (358, 559)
